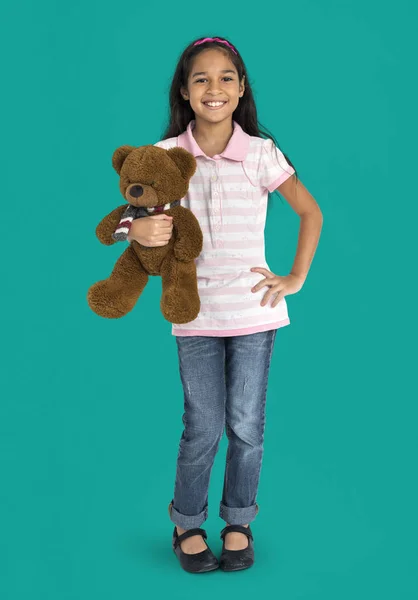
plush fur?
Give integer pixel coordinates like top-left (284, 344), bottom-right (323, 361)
top-left (87, 145), bottom-right (203, 323)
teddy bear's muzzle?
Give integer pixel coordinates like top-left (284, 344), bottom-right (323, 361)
top-left (129, 185), bottom-right (144, 198)
top-left (127, 183), bottom-right (159, 207)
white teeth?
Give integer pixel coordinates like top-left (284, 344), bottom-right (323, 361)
top-left (205, 101), bottom-right (226, 107)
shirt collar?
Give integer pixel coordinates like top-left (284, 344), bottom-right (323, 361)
top-left (177, 119), bottom-right (250, 161)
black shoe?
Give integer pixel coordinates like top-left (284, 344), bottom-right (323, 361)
top-left (219, 524), bottom-right (255, 572)
top-left (172, 526), bottom-right (219, 573)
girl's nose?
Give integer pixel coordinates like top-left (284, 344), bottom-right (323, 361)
top-left (207, 83), bottom-right (222, 92)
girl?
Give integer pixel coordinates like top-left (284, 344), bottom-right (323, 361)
top-left (118, 36), bottom-right (323, 573)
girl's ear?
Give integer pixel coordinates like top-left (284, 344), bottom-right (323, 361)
top-left (240, 74), bottom-right (245, 97)
top-left (180, 86), bottom-right (189, 100)
top-left (112, 145), bottom-right (136, 174)
top-left (167, 147), bottom-right (197, 181)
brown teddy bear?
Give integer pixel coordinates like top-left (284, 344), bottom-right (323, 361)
top-left (87, 144), bottom-right (203, 323)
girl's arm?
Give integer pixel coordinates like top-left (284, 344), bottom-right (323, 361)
top-left (276, 176), bottom-right (323, 282)
top-left (128, 214), bottom-right (174, 247)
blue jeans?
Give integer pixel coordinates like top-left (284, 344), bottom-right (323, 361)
top-left (168, 329), bottom-right (277, 529)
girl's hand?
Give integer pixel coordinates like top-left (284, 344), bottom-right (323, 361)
top-left (127, 214), bottom-right (173, 246)
top-left (250, 267), bottom-right (305, 307)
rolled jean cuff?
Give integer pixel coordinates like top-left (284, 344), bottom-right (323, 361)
top-left (219, 501), bottom-right (259, 525)
top-left (168, 501), bottom-right (208, 529)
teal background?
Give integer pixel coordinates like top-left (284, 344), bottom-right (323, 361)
top-left (1, 0), bottom-right (417, 598)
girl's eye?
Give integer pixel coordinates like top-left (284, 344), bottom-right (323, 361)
top-left (195, 77), bottom-right (233, 83)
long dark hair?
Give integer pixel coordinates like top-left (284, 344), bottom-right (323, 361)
top-left (159, 36), bottom-right (298, 199)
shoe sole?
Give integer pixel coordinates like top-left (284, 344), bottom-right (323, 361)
top-left (220, 562), bottom-right (254, 572)
top-left (184, 564), bottom-right (220, 574)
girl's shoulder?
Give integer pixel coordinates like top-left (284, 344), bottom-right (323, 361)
top-left (248, 135), bottom-right (279, 154)
top-left (244, 136), bottom-right (272, 166)
top-left (153, 137), bottom-right (178, 150)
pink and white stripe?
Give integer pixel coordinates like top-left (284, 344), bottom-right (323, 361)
top-left (153, 119), bottom-right (295, 337)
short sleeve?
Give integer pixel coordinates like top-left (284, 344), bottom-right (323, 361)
top-left (259, 138), bottom-right (295, 192)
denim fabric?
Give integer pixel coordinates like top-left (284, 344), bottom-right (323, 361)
top-left (169, 329), bottom-right (277, 529)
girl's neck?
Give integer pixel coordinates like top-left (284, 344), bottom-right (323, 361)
top-left (191, 117), bottom-right (234, 157)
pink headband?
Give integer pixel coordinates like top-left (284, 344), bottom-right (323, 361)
top-left (193, 37), bottom-right (238, 55)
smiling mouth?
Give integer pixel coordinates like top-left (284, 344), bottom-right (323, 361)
top-left (203, 101), bottom-right (228, 110)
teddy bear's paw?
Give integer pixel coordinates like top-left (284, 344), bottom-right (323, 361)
top-left (87, 280), bottom-right (137, 319)
top-left (161, 305), bottom-right (200, 324)
top-left (173, 242), bottom-right (196, 263)
top-left (161, 291), bottom-right (200, 324)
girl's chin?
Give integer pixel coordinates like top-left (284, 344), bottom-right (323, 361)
top-left (196, 106), bottom-right (234, 119)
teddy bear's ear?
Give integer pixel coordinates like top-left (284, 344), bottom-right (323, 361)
top-left (112, 145), bottom-right (136, 174)
top-left (166, 147), bottom-right (197, 181)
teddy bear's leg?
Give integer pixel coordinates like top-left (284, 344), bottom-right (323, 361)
top-left (160, 255), bottom-right (201, 324)
top-left (87, 245), bottom-right (149, 318)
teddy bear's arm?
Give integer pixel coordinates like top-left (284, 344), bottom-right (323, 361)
top-left (170, 206), bottom-right (203, 262)
top-left (95, 205), bottom-right (128, 246)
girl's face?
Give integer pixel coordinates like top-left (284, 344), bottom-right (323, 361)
top-left (181, 49), bottom-right (245, 124)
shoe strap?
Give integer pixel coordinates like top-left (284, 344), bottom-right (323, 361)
top-left (220, 524), bottom-right (253, 540)
top-left (173, 527), bottom-right (208, 549)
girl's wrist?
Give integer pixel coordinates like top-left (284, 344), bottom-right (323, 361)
top-left (290, 271), bottom-right (306, 283)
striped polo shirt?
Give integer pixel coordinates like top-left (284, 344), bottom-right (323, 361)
top-left (153, 119), bottom-right (295, 337)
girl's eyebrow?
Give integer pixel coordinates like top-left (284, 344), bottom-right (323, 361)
top-left (191, 69), bottom-right (236, 78)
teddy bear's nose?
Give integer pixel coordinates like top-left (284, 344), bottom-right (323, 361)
top-left (130, 185), bottom-right (144, 198)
